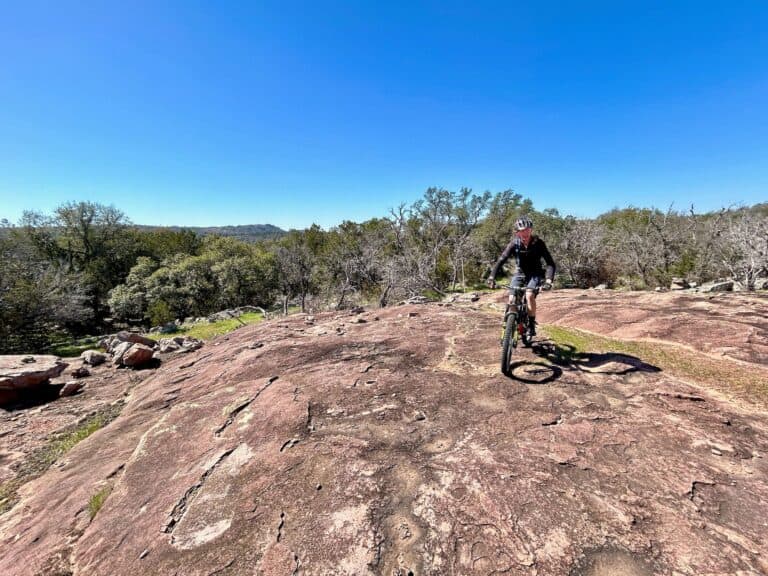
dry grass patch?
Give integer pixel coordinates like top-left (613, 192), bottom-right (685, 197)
top-left (0, 403), bottom-right (123, 515)
top-left (543, 325), bottom-right (768, 404)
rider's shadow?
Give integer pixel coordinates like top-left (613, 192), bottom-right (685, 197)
top-left (531, 340), bottom-right (661, 375)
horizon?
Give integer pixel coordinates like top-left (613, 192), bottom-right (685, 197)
top-left (1, 2), bottom-right (767, 229)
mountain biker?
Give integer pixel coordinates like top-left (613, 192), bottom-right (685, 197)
top-left (486, 216), bottom-right (556, 337)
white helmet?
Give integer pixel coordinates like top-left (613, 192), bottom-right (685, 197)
top-left (515, 216), bottom-right (533, 231)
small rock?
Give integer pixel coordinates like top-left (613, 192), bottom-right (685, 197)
top-left (408, 312), bottom-right (419, 318)
top-left (670, 277), bottom-right (689, 290)
top-left (71, 366), bottom-right (91, 379)
top-left (413, 410), bottom-right (427, 421)
top-left (60, 381), bottom-right (84, 397)
top-left (711, 448), bottom-right (722, 456)
top-left (80, 350), bottom-right (107, 366)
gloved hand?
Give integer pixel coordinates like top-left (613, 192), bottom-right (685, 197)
top-left (541, 280), bottom-right (553, 291)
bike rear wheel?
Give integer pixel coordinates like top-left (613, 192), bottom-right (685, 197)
top-left (500, 312), bottom-right (519, 376)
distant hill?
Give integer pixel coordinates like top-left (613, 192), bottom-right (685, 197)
top-left (134, 223), bottom-right (286, 243)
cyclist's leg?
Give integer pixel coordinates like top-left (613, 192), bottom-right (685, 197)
top-left (508, 273), bottom-right (525, 307)
top-left (525, 277), bottom-right (543, 334)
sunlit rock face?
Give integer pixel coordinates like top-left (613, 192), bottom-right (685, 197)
top-left (2, 291), bottom-right (768, 575)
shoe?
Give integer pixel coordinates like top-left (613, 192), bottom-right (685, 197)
top-left (527, 319), bottom-right (536, 337)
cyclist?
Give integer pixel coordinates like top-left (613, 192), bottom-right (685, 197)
top-left (486, 216), bottom-right (556, 337)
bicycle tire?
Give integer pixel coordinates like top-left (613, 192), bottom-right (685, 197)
top-left (500, 312), bottom-right (518, 376)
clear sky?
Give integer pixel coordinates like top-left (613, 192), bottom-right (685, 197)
top-left (1, 1), bottom-right (766, 229)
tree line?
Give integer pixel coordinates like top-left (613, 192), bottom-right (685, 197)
top-left (1, 192), bottom-right (766, 353)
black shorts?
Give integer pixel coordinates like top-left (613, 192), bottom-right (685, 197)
top-left (509, 273), bottom-right (543, 292)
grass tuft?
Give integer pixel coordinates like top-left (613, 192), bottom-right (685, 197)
top-left (88, 485), bottom-right (113, 520)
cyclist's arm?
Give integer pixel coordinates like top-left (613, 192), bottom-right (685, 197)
top-left (540, 240), bottom-right (556, 283)
top-left (488, 237), bottom-right (517, 280)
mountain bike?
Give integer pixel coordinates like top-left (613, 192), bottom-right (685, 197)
top-left (500, 286), bottom-right (538, 376)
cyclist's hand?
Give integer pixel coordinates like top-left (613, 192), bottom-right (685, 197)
top-left (486, 278), bottom-right (496, 289)
top-left (541, 280), bottom-right (553, 291)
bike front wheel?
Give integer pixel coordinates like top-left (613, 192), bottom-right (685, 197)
top-left (500, 313), bottom-right (519, 376)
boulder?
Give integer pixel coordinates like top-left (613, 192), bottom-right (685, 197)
top-left (111, 342), bottom-right (134, 365)
top-left (178, 336), bottom-right (203, 352)
top-left (156, 336), bottom-right (203, 355)
top-left (0, 355), bottom-right (68, 388)
top-left (115, 331), bottom-right (156, 348)
top-left (158, 339), bottom-right (181, 353)
top-left (59, 381), bottom-right (84, 397)
top-left (755, 278), bottom-right (768, 290)
top-left (80, 350), bottom-right (107, 366)
top-left (698, 280), bottom-right (734, 293)
top-left (149, 322), bottom-right (178, 334)
top-left (400, 296), bottom-right (429, 305)
top-left (160, 322), bottom-right (178, 334)
top-left (121, 344), bottom-right (155, 368)
top-left (670, 277), bottom-right (689, 290)
top-left (594, 284), bottom-right (608, 290)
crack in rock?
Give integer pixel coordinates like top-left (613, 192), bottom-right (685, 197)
top-left (280, 438), bottom-right (300, 452)
top-left (214, 376), bottom-right (279, 436)
top-left (688, 479), bottom-right (716, 501)
top-left (163, 447), bottom-right (237, 536)
top-left (306, 402), bottom-right (315, 432)
top-left (277, 512), bottom-right (286, 542)
top-left (207, 558), bottom-right (235, 575)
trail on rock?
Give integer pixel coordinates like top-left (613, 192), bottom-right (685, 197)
top-left (1, 292), bottom-right (767, 575)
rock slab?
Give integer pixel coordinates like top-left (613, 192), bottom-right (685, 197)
top-left (0, 355), bottom-right (68, 404)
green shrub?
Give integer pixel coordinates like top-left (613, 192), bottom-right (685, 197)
top-left (147, 300), bottom-right (174, 326)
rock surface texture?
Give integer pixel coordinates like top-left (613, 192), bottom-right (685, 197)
top-left (1, 291), bottom-right (767, 575)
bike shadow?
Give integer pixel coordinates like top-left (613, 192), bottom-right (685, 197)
top-left (531, 339), bottom-right (661, 375)
top-left (506, 360), bottom-right (563, 384)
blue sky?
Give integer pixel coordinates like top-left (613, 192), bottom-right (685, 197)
top-left (1, 1), bottom-right (766, 229)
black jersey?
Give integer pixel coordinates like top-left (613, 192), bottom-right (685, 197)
top-left (489, 235), bottom-right (556, 280)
